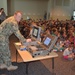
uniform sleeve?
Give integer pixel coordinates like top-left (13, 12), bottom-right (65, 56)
top-left (13, 24), bottom-right (26, 43)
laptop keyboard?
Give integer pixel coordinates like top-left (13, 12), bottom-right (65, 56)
top-left (36, 45), bottom-right (41, 48)
top-left (36, 45), bottom-right (45, 50)
top-left (38, 48), bottom-right (45, 50)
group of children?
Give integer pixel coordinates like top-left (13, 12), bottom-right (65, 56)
top-left (39, 20), bottom-right (75, 61)
top-left (52, 27), bottom-right (75, 61)
top-left (19, 19), bottom-right (75, 61)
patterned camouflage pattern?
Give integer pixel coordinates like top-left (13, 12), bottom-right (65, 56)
top-left (0, 16), bottom-right (26, 66)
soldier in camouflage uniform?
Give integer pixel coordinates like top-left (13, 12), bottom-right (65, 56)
top-left (0, 11), bottom-right (26, 70)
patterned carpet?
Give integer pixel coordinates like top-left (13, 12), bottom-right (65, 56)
top-left (0, 61), bottom-right (52, 75)
top-left (0, 34), bottom-right (75, 75)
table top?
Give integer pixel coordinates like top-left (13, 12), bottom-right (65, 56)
top-left (14, 42), bottom-right (58, 62)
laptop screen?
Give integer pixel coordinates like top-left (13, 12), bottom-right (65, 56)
top-left (44, 37), bottom-right (51, 46)
top-left (32, 26), bottom-right (39, 38)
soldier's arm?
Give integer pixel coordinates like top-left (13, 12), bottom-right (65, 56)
top-left (13, 24), bottom-right (26, 44)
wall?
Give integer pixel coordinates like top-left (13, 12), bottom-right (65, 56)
top-left (47, 0), bottom-right (54, 20)
top-left (48, 0), bottom-right (74, 20)
top-left (0, 0), bottom-right (7, 15)
top-left (2, 0), bottom-right (75, 20)
top-left (9, 0), bottom-right (48, 20)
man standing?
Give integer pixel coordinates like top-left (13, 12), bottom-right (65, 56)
top-left (0, 11), bottom-right (26, 70)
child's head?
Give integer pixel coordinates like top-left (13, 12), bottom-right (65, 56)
top-left (68, 43), bottom-right (73, 51)
top-left (52, 28), bottom-right (58, 36)
top-left (57, 38), bottom-right (60, 42)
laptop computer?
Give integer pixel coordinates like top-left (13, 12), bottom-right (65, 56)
top-left (27, 34), bottom-right (58, 57)
top-left (30, 25), bottom-right (41, 41)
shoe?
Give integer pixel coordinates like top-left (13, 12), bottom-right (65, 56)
top-left (7, 65), bottom-right (18, 71)
top-left (0, 64), bottom-right (7, 69)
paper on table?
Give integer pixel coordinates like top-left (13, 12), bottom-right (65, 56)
top-left (16, 43), bottom-right (21, 45)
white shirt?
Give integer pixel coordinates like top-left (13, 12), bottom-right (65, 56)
top-left (63, 48), bottom-right (72, 56)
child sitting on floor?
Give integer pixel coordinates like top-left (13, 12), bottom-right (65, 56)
top-left (53, 38), bottom-right (64, 52)
top-left (64, 37), bottom-right (70, 48)
top-left (63, 43), bottom-right (75, 60)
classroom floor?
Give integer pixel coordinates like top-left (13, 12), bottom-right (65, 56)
top-left (0, 34), bottom-right (75, 75)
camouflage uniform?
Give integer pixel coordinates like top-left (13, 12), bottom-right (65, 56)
top-left (0, 16), bottom-right (26, 66)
